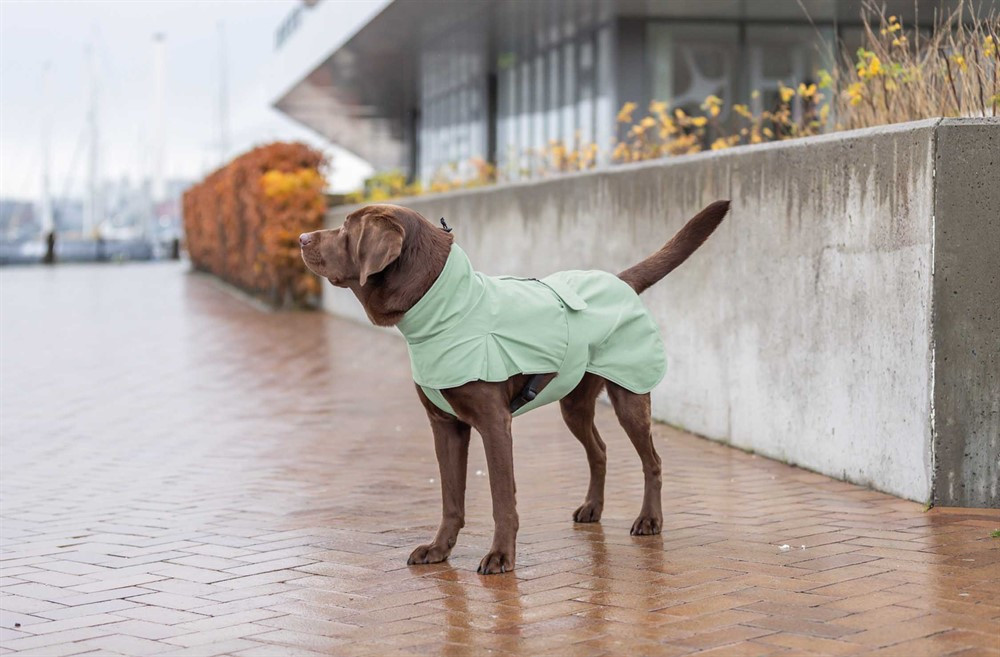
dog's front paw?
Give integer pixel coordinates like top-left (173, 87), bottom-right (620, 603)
top-left (407, 543), bottom-right (450, 565)
top-left (572, 501), bottom-right (603, 523)
top-left (630, 514), bottom-right (662, 536)
top-left (476, 549), bottom-right (514, 575)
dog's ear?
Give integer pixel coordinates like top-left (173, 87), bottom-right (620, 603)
top-left (355, 213), bottom-right (404, 287)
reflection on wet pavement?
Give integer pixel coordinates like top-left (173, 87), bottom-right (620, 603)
top-left (1, 263), bottom-right (998, 656)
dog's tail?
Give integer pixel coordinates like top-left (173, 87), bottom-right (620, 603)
top-left (618, 200), bottom-right (730, 295)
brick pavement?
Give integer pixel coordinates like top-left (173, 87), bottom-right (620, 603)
top-left (1, 262), bottom-right (998, 656)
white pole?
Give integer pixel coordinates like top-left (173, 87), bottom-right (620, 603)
top-left (84, 41), bottom-right (101, 239)
top-left (152, 33), bottom-right (166, 204)
top-left (39, 61), bottom-right (54, 237)
top-left (217, 21), bottom-right (230, 166)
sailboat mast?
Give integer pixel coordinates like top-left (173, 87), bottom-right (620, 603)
top-left (152, 33), bottom-right (166, 205)
top-left (217, 21), bottom-right (230, 166)
top-left (83, 41), bottom-right (101, 239)
top-left (39, 61), bottom-right (54, 238)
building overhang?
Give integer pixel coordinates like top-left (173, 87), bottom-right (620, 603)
top-left (270, 0), bottom-right (432, 170)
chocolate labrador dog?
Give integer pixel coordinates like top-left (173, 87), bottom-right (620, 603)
top-left (300, 201), bottom-right (728, 574)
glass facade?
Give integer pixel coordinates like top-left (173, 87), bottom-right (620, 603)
top-left (493, 1), bottom-right (614, 180)
top-left (417, 11), bottom-right (490, 183)
top-left (409, 1), bottom-right (844, 185)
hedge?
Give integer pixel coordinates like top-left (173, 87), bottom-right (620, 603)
top-left (182, 142), bottom-right (327, 307)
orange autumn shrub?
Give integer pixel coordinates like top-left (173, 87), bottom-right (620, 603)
top-left (183, 143), bottom-right (327, 307)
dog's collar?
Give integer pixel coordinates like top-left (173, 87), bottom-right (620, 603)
top-left (396, 244), bottom-right (480, 344)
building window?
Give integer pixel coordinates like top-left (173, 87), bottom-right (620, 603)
top-left (646, 23), bottom-right (739, 118)
top-left (495, 3), bottom-right (605, 180)
top-left (746, 25), bottom-right (835, 119)
top-left (417, 13), bottom-right (489, 183)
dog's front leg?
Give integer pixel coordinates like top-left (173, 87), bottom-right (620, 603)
top-left (476, 412), bottom-right (517, 575)
top-left (439, 382), bottom-right (518, 574)
top-left (408, 391), bottom-right (471, 565)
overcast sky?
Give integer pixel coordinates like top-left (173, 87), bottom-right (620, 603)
top-left (0, 0), bottom-right (371, 201)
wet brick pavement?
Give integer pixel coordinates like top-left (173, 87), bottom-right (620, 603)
top-left (1, 262), bottom-right (998, 656)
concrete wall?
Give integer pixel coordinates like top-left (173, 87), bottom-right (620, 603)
top-left (932, 120), bottom-right (1000, 507)
top-left (324, 118), bottom-right (999, 508)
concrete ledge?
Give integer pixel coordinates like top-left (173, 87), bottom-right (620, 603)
top-left (324, 118), bottom-right (999, 508)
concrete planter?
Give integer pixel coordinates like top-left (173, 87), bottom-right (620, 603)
top-left (325, 118), bottom-right (999, 508)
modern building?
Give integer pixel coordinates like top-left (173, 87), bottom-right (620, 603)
top-left (267, 0), bottom-right (968, 183)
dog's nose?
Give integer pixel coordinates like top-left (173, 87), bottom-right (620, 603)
top-left (299, 233), bottom-right (313, 248)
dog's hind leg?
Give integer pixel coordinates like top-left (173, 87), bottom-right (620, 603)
top-left (606, 382), bottom-right (663, 536)
top-left (559, 373), bottom-right (607, 523)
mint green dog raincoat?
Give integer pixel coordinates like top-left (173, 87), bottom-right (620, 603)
top-left (396, 244), bottom-right (667, 417)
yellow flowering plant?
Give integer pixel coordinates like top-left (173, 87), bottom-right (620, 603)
top-left (611, 101), bottom-right (709, 163)
top-left (534, 134), bottom-right (600, 175)
top-left (824, 4), bottom-right (999, 130)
